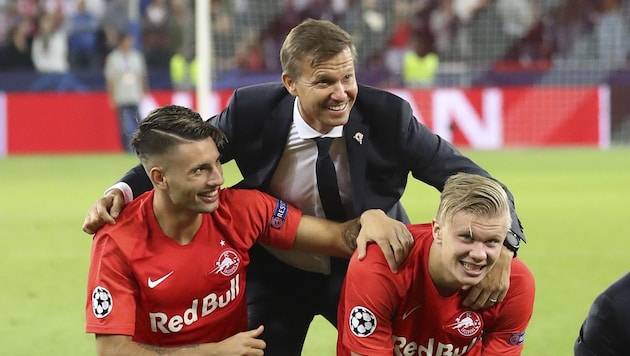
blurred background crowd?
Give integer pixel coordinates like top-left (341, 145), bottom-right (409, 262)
top-left (0, 0), bottom-right (629, 91)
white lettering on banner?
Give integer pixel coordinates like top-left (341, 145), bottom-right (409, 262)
top-left (140, 95), bottom-right (159, 119)
top-left (432, 89), bottom-right (503, 149)
top-left (386, 89), bottom-right (427, 124)
top-left (172, 91), bottom-right (193, 109)
top-left (149, 274), bottom-right (240, 333)
top-left (393, 336), bottom-right (480, 356)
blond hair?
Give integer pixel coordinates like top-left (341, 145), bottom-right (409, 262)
top-left (435, 173), bottom-right (511, 228)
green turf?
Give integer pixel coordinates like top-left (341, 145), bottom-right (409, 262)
top-left (1, 148), bottom-right (628, 355)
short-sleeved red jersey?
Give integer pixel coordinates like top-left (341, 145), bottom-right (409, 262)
top-left (338, 223), bottom-right (535, 356)
top-left (86, 188), bottom-right (302, 347)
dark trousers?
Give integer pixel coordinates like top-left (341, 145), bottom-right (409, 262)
top-left (116, 105), bottom-right (140, 152)
top-left (246, 243), bottom-right (349, 356)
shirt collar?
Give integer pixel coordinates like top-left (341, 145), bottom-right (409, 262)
top-left (293, 97), bottom-right (343, 139)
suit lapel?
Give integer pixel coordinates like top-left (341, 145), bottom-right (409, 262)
top-left (261, 95), bottom-right (295, 188)
top-left (344, 111), bottom-right (369, 217)
top-left (236, 95), bottom-right (295, 190)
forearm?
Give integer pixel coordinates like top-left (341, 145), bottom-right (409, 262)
top-left (314, 217), bottom-right (360, 258)
top-left (293, 216), bottom-right (359, 258)
top-left (96, 335), bottom-right (217, 356)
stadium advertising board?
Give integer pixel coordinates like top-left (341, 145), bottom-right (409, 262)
top-left (0, 86), bottom-right (608, 155)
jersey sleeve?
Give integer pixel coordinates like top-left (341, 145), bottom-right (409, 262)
top-left (85, 233), bottom-right (138, 336)
top-left (481, 258), bottom-right (535, 355)
top-left (338, 245), bottom-right (401, 356)
top-left (225, 188), bottom-right (302, 250)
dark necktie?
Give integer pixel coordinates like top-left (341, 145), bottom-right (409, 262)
top-left (315, 137), bottom-right (347, 222)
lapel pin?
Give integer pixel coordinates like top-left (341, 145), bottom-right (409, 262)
top-left (353, 132), bottom-right (364, 145)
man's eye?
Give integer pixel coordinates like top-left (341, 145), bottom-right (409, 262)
top-left (486, 239), bottom-right (500, 246)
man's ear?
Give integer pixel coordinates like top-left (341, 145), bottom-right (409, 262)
top-left (432, 219), bottom-right (442, 243)
top-left (149, 167), bottom-right (167, 190)
top-left (281, 73), bottom-right (297, 96)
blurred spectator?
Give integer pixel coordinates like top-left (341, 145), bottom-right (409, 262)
top-left (594, 0), bottom-right (626, 68)
top-left (330, 0), bottom-right (350, 22)
top-left (66, 0), bottom-right (100, 69)
top-left (170, 50), bottom-right (197, 90)
top-left (428, 0), bottom-right (459, 55)
top-left (1, 0), bottom-right (630, 92)
top-left (547, 0), bottom-right (597, 65)
top-left (104, 33), bottom-right (148, 152)
top-left (497, 0), bottom-right (553, 67)
top-left (212, 7), bottom-right (240, 72)
top-left (0, 20), bottom-right (34, 70)
top-left (261, 1), bottom-right (303, 72)
top-left (496, 0), bottom-right (536, 42)
top-left (102, 0), bottom-right (130, 54)
top-left (0, 0), bottom-right (39, 47)
top-left (168, 0), bottom-right (194, 66)
top-left (451, 0), bottom-right (490, 59)
top-left (402, 27), bottom-right (439, 87)
top-left (30, 14), bottom-right (86, 91)
top-left (383, 0), bottom-right (414, 85)
top-left (63, 0), bottom-right (106, 21)
top-left (142, 0), bottom-right (171, 68)
top-left (341, 0), bottom-right (394, 68)
top-left (293, 0), bottom-right (337, 22)
top-left (0, 1), bottom-right (20, 48)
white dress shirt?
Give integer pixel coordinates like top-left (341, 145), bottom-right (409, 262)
top-left (262, 97), bottom-right (352, 274)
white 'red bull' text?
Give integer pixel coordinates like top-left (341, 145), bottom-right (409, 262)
top-left (149, 274), bottom-right (240, 333)
top-left (393, 335), bottom-right (480, 356)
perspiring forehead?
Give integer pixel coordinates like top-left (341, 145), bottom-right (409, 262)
top-left (447, 211), bottom-right (510, 241)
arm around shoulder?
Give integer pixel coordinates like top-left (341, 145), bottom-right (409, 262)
top-left (120, 164), bottom-right (153, 200)
top-left (480, 258), bottom-right (535, 355)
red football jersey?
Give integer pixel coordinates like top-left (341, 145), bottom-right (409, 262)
top-left (86, 188), bottom-right (301, 347)
top-left (338, 223), bottom-right (535, 356)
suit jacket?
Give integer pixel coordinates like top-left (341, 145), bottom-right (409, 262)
top-left (121, 82), bottom-right (525, 241)
top-left (575, 272), bottom-right (630, 356)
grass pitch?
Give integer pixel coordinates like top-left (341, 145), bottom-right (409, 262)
top-left (1, 148), bottom-right (628, 355)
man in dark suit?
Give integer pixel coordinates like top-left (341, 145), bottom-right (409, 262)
top-left (575, 272), bottom-right (630, 356)
top-left (83, 19), bottom-right (525, 356)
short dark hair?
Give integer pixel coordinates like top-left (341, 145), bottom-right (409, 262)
top-left (131, 105), bottom-right (226, 163)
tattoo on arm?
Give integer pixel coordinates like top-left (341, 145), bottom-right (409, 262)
top-left (342, 219), bottom-right (361, 252)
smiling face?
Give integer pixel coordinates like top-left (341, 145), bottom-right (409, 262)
top-left (152, 137), bottom-right (224, 216)
top-left (430, 211), bottom-right (509, 294)
top-left (281, 47), bottom-right (358, 134)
